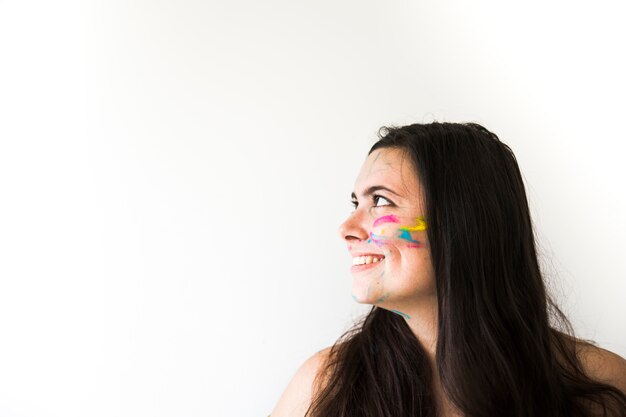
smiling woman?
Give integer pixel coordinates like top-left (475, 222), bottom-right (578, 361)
top-left (271, 122), bottom-right (626, 417)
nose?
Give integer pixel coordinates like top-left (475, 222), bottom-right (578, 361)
top-left (338, 209), bottom-right (370, 243)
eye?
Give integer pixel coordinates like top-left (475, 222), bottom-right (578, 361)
top-left (350, 195), bottom-right (393, 211)
top-left (373, 194), bottom-right (392, 208)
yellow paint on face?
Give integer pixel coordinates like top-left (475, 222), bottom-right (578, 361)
top-left (400, 216), bottom-right (427, 232)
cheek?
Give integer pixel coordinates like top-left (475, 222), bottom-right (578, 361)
top-left (372, 214), bottom-right (400, 228)
top-left (397, 248), bottom-right (436, 288)
top-left (396, 216), bottom-right (428, 248)
top-left (368, 215), bottom-right (400, 247)
top-left (370, 216), bottom-right (428, 249)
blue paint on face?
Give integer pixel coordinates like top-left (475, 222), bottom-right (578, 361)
top-left (369, 231), bottom-right (388, 246)
top-left (397, 229), bottom-right (420, 244)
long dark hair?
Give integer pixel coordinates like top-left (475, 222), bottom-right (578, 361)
top-left (307, 122), bottom-right (626, 417)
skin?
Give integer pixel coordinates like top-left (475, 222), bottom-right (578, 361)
top-left (273, 147), bottom-right (457, 415)
top-left (337, 147), bottom-right (440, 356)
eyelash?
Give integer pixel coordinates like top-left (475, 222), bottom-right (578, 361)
top-left (351, 194), bottom-right (393, 210)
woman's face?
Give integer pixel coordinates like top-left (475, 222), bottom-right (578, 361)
top-left (338, 147), bottom-right (436, 315)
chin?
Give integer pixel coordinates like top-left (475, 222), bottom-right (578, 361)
top-left (351, 285), bottom-right (389, 305)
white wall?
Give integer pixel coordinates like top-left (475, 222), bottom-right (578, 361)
top-left (0, 1), bottom-right (624, 416)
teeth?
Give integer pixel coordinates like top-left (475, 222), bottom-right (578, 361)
top-left (352, 255), bottom-right (385, 266)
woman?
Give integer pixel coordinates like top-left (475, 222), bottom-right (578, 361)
top-left (272, 122), bottom-right (626, 417)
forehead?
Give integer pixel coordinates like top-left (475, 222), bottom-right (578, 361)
top-left (354, 147), bottom-right (419, 197)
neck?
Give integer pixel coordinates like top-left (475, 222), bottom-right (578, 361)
top-left (400, 297), bottom-right (464, 416)
top-left (400, 294), bottom-right (439, 362)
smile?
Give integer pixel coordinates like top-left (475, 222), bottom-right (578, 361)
top-left (352, 255), bottom-right (385, 265)
top-left (351, 256), bottom-right (385, 273)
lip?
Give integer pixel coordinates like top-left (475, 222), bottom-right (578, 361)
top-left (350, 252), bottom-right (385, 257)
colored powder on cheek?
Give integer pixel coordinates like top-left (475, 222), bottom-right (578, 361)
top-left (369, 231), bottom-right (388, 246)
top-left (400, 216), bottom-right (427, 232)
top-left (397, 229), bottom-right (421, 244)
top-left (407, 243), bottom-right (424, 248)
top-left (373, 214), bottom-right (400, 228)
top-left (396, 216), bottom-right (427, 244)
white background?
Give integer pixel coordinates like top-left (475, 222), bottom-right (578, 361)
top-left (1, 1), bottom-right (624, 416)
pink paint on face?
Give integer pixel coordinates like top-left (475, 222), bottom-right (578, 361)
top-left (372, 215), bottom-right (400, 228)
top-left (407, 243), bottom-right (425, 248)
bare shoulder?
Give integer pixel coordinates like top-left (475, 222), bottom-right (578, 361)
top-left (270, 347), bottom-right (332, 417)
top-left (576, 341), bottom-right (626, 394)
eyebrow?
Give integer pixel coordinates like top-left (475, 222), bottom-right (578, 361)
top-left (351, 185), bottom-right (401, 201)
